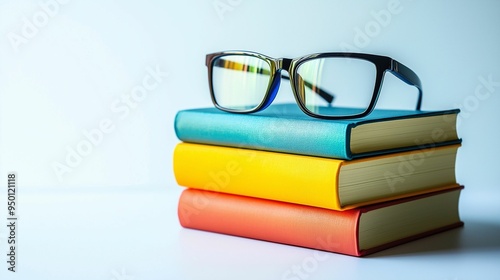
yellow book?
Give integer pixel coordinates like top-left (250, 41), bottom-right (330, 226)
top-left (173, 143), bottom-right (459, 210)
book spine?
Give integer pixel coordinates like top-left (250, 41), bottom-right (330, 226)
top-left (174, 110), bottom-right (352, 159)
top-left (178, 189), bottom-right (361, 256)
top-left (173, 142), bottom-right (344, 210)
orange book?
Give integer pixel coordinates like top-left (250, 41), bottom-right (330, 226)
top-left (178, 187), bottom-right (463, 257)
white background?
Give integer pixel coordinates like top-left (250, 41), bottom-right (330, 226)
top-left (0, 1), bottom-right (499, 279)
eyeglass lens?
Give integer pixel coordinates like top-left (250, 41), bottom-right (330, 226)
top-left (212, 55), bottom-right (272, 111)
top-left (296, 57), bottom-right (377, 117)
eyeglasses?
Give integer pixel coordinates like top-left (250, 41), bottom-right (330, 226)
top-left (206, 51), bottom-right (423, 119)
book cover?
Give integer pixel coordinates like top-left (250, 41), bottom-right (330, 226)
top-left (178, 187), bottom-right (463, 257)
top-left (174, 104), bottom-right (461, 160)
top-left (173, 142), bottom-right (460, 210)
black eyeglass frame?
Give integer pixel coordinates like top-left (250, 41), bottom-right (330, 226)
top-left (206, 51), bottom-right (422, 119)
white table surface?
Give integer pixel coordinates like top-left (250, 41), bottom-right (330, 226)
top-left (1, 186), bottom-right (499, 280)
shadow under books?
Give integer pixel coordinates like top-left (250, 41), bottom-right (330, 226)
top-left (367, 219), bottom-right (500, 258)
top-left (176, 218), bottom-right (500, 259)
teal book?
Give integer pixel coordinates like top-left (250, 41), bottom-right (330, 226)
top-left (174, 103), bottom-right (461, 159)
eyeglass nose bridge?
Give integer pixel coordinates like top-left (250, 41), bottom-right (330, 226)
top-left (277, 58), bottom-right (293, 72)
top-left (259, 58), bottom-right (295, 111)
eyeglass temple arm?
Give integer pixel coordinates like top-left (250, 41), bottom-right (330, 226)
top-left (212, 59), bottom-right (334, 104)
top-left (390, 60), bottom-right (423, 110)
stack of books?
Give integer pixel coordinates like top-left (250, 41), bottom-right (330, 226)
top-left (173, 103), bottom-right (463, 256)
